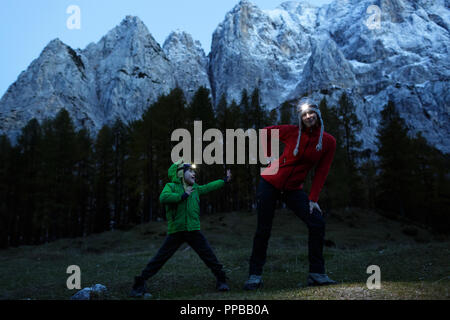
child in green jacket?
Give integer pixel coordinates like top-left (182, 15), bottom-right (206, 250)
top-left (130, 160), bottom-right (232, 297)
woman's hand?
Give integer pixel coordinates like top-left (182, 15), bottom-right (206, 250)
top-left (309, 201), bottom-right (322, 215)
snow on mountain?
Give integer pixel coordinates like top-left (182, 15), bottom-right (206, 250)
top-left (0, 1), bottom-right (449, 153)
top-left (0, 38), bottom-right (101, 142)
top-left (82, 16), bottom-right (176, 125)
top-left (209, 0), bottom-right (315, 107)
top-left (163, 30), bottom-right (211, 102)
top-left (210, 0), bottom-right (450, 152)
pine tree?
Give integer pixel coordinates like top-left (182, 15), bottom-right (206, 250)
top-left (93, 125), bottom-right (114, 233)
top-left (268, 107), bottom-right (278, 126)
top-left (239, 89), bottom-right (253, 212)
top-left (318, 97), bottom-right (350, 210)
top-left (225, 99), bottom-right (243, 211)
top-left (214, 94), bottom-right (231, 213)
top-left (240, 89), bottom-right (251, 129)
top-left (337, 92), bottom-right (362, 163)
top-left (249, 88), bottom-right (268, 210)
top-left (111, 118), bottom-right (129, 229)
top-left (17, 118), bottom-right (42, 244)
top-left (36, 109), bottom-right (78, 241)
top-left (337, 92), bottom-right (364, 207)
top-left (376, 100), bottom-right (414, 217)
top-left (188, 86), bottom-right (215, 128)
top-left (52, 109), bottom-right (78, 238)
top-left (4, 143), bottom-right (22, 246)
top-left (73, 128), bottom-right (95, 237)
top-left (359, 148), bottom-right (377, 210)
top-left (0, 135), bottom-right (13, 248)
top-left (279, 101), bottom-right (292, 125)
top-left (250, 88), bottom-right (264, 129)
top-left (408, 132), bottom-right (450, 231)
top-left (216, 94), bottom-right (229, 132)
top-left (125, 119), bottom-right (146, 226)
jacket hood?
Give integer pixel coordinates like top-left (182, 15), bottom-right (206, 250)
top-left (168, 160), bottom-right (183, 184)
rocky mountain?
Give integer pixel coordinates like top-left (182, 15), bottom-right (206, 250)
top-left (163, 30), bottom-right (211, 103)
top-left (0, 38), bottom-right (101, 139)
top-left (82, 16), bottom-right (176, 126)
top-left (0, 16), bottom-right (178, 141)
top-left (0, 1), bottom-right (449, 153)
top-left (209, 0), bottom-right (316, 110)
top-left (210, 0), bottom-right (450, 152)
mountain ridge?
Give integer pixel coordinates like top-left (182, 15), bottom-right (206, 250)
top-left (0, 1), bottom-right (449, 153)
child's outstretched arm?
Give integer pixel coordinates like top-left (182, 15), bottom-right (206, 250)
top-left (197, 169), bottom-right (232, 196)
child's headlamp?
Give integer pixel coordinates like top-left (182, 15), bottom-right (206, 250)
top-left (177, 163), bottom-right (196, 173)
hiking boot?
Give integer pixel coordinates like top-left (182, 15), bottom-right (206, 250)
top-left (243, 275), bottom-right (263, 290)
top-left (129, 276), bottom-right (151, 297)
top-left (216, 280), bottom-right (230, 292)
top-left (307, 273), bottom-right (337, 287)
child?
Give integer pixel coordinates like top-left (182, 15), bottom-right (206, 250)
top-left (130, 160), bottom-right (232, 297)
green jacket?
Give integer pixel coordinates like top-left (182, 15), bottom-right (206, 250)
top-left (159, 162), bottom-right (225, 234)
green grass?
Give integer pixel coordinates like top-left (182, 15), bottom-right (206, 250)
top-left (0, 208), bottom-right (449, 300)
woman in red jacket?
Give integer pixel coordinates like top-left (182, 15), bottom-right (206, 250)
top-left (244, 101), bottom-right (337, 290)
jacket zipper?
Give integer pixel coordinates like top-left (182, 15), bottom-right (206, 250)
top-left (282, 129), bottom-right (311, 190)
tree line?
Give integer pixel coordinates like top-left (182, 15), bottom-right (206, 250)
top-left (0, 87), bottom-right (448, 248)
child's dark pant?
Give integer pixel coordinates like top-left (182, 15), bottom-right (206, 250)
top-left (140, 230), bottom-right (227, 282)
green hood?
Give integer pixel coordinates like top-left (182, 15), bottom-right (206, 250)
top-left (168, 160), bottom-right (183, 184)
top-left (160, 161), bottom-right (225, 235)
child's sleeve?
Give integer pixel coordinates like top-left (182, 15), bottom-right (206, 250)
top-left (159, 183), bottom-right (184, 204)
top-left (197, 179), bottom-right (225, 196)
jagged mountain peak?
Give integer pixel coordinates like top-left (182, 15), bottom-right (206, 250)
top-left (44, 38), bottom-right (66, 49)
top-left (113, 15), bottom-right (152, 36)
top-left (163, 30), bottom-right (203, 52)
top-left (236, 0), bottom-right (256, 8)
top-left (88, 14), bottom-right (162, 56)
top-left (110, 16), bottom-right (152, 37)
top-left (278, 1), bottom-right (318, 10)
top-left (225, 0), bottom-right (264, 29)
top-left (0, 2), bottom-right (449, 154)
top-left (121, 15), bottom-right (145, 26)
top-left (163, 30), bottom-right (210, 102)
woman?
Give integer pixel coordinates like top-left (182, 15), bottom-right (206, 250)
top-left (244, 101), bottom-right (337, 289)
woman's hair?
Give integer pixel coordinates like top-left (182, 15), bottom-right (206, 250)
top-left (293, 102), bottom-right (324, 155)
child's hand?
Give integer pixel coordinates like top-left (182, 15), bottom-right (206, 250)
top-left (226, 169), bottom-right (232, 182)
top-left (185, 186), bottom-right (193, 195)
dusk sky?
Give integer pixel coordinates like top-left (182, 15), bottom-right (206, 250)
top-left (0, 0), bottom-right (333, 97)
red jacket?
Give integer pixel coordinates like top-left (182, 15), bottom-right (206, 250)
top-left (261, 124), bottom-right (336, 202)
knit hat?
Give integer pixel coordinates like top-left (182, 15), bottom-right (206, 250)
top-left (175, 160), bottom-right (197, 188)
top-left (293, 102), bottom-right (324, 156)
top-left (176, 162), bottom-right (196, 179)
top-left (178, 163), bottom-right (195, 173)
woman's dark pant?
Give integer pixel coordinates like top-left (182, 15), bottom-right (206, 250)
top-left (249, 178), bottom-right (326, 275)
top-left (140, 230), bottom-right (227, 282)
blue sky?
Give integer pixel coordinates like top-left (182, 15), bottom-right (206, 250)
top-left (0, 0), bottom-right (333, 97)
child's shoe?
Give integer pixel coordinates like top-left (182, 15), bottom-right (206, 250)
top-left (216, 279), bottom-right (230, 292)
top-left (307, 273), bottom-right (337, 286)
top-left (129, 276), bottom-right (151, 297)
top-left (243, 275), bottom-right (263, 290)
